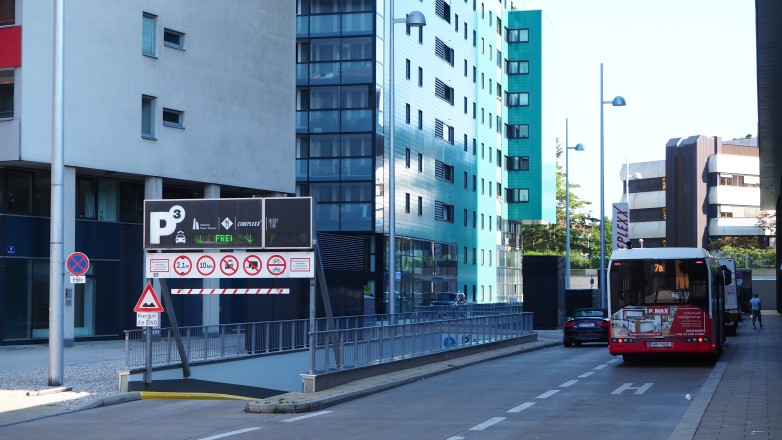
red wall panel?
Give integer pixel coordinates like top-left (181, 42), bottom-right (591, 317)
top-left (0, 25), bottom-right (21, 68)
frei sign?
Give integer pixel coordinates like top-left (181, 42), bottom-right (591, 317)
top-left (612, 203), bottom-right (630, 252)
top-left (143, 197), bottom-right (312, 250)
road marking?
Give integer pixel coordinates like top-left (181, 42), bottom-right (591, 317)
top-left (611, 382), bottom-right (654, 395)
top-left (469, 417), bottom-right (506, 431)
top-left (198, 427), bottom-right (261, 440)
top-left (507, 402), bottom-right (536, 413)
top-left (578, 371), bottom-right (595, 378)
top-left (281, 410), bottom-right (333, 422)
top-left (606, 358), bottom-right (621, 364)
top-left (593, 364), bottom-right (608, 370)
top-left (446, 437), bottom-right (465, 440)
top-left (559, 380), bottom-right (578, 388)
top-left (536, 390), bottom-right (559, 399)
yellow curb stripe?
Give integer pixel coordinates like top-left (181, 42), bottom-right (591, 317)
top-left (139, 391), bottom-right (255, 401)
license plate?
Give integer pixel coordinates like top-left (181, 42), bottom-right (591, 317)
top-left (648, 341), bottom-right (672, 348)
top-left (578, 323), bottom-right (595, 328)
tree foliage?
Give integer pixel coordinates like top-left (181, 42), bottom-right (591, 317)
top-left (521, 139), bottom-right (611, 268)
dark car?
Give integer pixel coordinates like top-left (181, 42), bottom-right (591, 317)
top-left (563, 308), bottom-right (609, 347)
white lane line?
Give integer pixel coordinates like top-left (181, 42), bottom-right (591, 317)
top-left (507, 402), bottom-right (536, 413)
top-left (280, 410), bottom-right (333, 423)
top-left (446, 437), bottom-right (465, 440)
top-left (559, 380), bottom-right (578, 388)
top-left (536, 389), bottom-right (559, 399)
top-left (606, 358), bottom-right (621, 364)
top-left (578, 372), bottom-right (595, 378)
top-left (469, 417), bottom-right (506, 431)
top-left (198, 427), bottom-right (261, 440)
top-left (593, 364), bottom-right (608, 370)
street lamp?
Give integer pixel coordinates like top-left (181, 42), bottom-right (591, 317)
top-left (565, 118), bottom-right (584, 289)
top-left (389, 6), bottom-right (426, 317)
top-left (599, 63), bottom-right (626, 308)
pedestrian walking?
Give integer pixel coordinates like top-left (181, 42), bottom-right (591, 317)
top-left (749, 293), bottom-right (763, 329)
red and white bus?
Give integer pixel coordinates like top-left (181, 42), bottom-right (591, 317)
top-left (608, 248), bottom-right (731, 361)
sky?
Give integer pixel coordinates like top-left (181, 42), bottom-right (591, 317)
top-left (514, 0), bottom-right (758, 218)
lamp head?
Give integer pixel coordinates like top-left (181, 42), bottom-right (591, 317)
top-left (406, 11), bottom-right (426, 27)
top-left (574, 143), bottom-right (585, 152)
top-left (611, 96), bottom-right (626, 106)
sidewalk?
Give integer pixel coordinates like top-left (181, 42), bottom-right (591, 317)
top-left (691, 311), bottom-right (782, 439)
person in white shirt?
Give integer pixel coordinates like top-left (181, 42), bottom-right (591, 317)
top-left (749, 293), bottom-right (763, 329)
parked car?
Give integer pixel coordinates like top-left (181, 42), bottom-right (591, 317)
top-left (430, 291), bottom-right (467, 307)
top-left (563, 308), bottom-right (609, 347)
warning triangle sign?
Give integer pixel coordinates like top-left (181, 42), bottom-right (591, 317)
top-left (134, 284), bottom-right (164, 312)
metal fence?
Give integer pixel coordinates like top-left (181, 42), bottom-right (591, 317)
top-left (124, 304), bottom-right (531, 370)
top-left (311, 311), bottom-right (534, 373)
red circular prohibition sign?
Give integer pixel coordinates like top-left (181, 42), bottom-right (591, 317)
top-left (173, 255), bottom-right (193, 276)
top-left (243, 255), bottom-right (263, 276)
top-left (220, 255), bottom-right (240, 276)
top-left (196, 255), bottom-right (216, 276)
top-left (266, 255), bottom-right (287, 276)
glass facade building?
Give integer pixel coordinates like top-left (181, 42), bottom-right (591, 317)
top-left (296, 1), bottom-right (550, 311)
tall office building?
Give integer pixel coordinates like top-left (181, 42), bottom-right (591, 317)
top-left (0, 1), bottom-right (296, 343)
top-left (295, 0), bottom-right (552, 311)
top-left (622, 136), bottom-right (768, 249)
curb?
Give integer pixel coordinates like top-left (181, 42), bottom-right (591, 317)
top-left (139, 391), bottom-right (255, 401)
top-left (246, 340), bottom-right (561, 414)
top-left (0, 392), bottom-right (142, 428)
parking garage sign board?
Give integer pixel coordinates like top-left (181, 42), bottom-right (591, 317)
top-left (143, 197), bottom-right (312, 250)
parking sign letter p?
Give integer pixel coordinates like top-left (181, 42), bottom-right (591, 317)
top-left (149, 205), bottom-right (186, 244)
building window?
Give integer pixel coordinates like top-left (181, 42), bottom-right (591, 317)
top-left (405, 148), bottom-right (411, 168)
top-left (0, 69), bottom-right (13, 119)
top-left (435, 38), bottom-right (455, 66)
top-left (505, 92), bottom-right (529, 107)
top-left (142, 12), bottom-right (157, 57)
top-left (463, 209), bottom-right (468, 226)
top-left (505, 124), bottom-right (529, 139)
top-left (162, 108), bottom-right (184, 128)
top-left (0, 0), bottom-right (15, 26)
top-left (163, 28), bottom-right (184, 50)
top-left (506, 188), bottom-right (529, 203)
top-left (506, 60), bottom-right (529, 75)
top-left (507, 28), bottom-right (529, 43)
top-left (418, 110), bottom-right (423, 130)
top-left (405, 193), bottom-right (411, 213)
top-left (418, 196), bottom-right (423, 216)
top-left (406, 59), bottom-right (411, 79)
top-left (418, 67), bottom-right (423, 87)
top-left (418, 153), bottom-right (423, 172)
top-left (506, 156), bottom-right (530, 171)
top-left (141, 95), bottom-right (156, 139)
top-left (435, 201), bottom-right (454, 223)
top-left (405, 104), bottom-right (411, 124)
top-left (436, 0), bottom-right (451, 23)
top-left (435, 78), bottom-right (455, 105)
top-left (435, 119), bottom-right (454, 144)
top-left (435, 160), bottom-right (455, 183)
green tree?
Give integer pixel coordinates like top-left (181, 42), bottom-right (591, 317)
top-left (522, 139), bottom-right (607, 268)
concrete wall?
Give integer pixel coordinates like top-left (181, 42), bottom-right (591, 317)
top-left (18, 0), bottom-right (295, 193)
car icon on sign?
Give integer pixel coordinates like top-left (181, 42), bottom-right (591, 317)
top-left (175, 231), bottom-right (186, 244)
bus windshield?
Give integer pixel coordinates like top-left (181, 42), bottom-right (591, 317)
top-left (609, 258), bottom-right (709, 314)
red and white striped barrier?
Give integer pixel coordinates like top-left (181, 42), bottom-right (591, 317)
top-left (171, 288), bottom-right (290, 295)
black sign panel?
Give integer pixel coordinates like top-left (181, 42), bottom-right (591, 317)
top-left (145, 198), bottom-right (264, 250)
top-left (264, 197), bottom-right (313, 249)
top-left (144, 198), bottom-right (312, 250)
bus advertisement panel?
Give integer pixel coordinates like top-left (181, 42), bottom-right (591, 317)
top-left (608, 248), bottom-right (726, 360)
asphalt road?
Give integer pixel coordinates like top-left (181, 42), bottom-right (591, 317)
top-left (0, 343), bottom-right (718, 440)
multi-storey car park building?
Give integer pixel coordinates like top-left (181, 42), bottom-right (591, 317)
top-left (294, 0), bottom-right (553, 312)
top-left (621, 136), bottom-right (768, 249)
top-left (0, 1), bottom-right (296, 343)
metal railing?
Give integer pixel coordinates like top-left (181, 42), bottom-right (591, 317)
top-left (311, 311), bottom-right (533, 373)
top-left (124, 304), bottom-right (531, 370)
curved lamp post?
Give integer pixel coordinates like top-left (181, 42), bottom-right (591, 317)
top-left (599, 63), bottom-right (626, 308)
top-left (565, 118), bottom-right (584, 289)
top-left (389, 7), bottom-right (426, 317)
